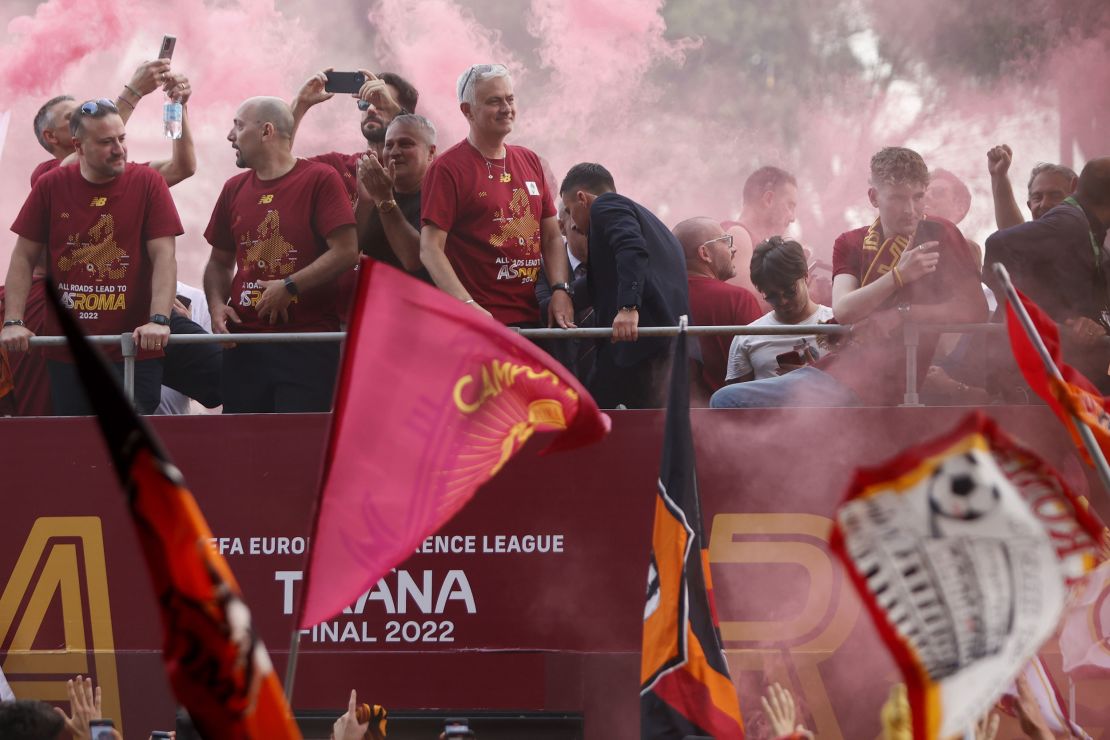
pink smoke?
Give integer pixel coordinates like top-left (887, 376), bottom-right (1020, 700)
top-left (0, 0), bottom-right (1106, 286)
top-left (0, 0), bottom-right (130, 99)
top-left (367, 0), bottom-right (519, 146)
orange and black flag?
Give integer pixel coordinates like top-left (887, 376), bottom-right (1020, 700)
top-left (46, 289), bottom-right (301, 739)
top-left (641, 325), bottom-right (744, 739)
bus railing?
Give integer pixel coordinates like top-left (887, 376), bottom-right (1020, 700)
top-left (24, 322), bottom-right (1005, 408)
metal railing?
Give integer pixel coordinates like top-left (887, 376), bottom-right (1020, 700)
top-left (24, 322), bottom-right (1005, 408)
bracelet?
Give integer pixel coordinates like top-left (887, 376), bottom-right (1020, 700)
top-left (116, 96), bottom-right (135, 110)
top-left (892, 267), bottom-right (905, 289)
top-left (124, 83), bottom-right (143, 98)
top-left (464, 299), bottom-right (476, 305)
top-left (3, 319), bottom-right (25, 328)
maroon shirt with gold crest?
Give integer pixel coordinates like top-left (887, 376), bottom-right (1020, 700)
top-left (11, 164), bottom-right (183, 362)
top-left (421, 140), bottom-right (556, 325)
top-left (204, 159), bottom-right (355, 333)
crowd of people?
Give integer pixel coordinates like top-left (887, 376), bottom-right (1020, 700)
top-left (0, 671), bottom-right (1073, 739)
top-left (1, 55), bottom-right (1108, 415)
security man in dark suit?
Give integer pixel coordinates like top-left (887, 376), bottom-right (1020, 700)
top-left (560, 162), bottom-right (689, 408)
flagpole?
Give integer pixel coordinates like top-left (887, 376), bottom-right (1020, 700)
top-left (284, 629), bottom-right (301, 701)
top-left (992, 264), bottom-right (1110, 496)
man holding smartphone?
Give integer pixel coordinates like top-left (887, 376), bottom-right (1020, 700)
top-left (712, 147), bottom-right (987, 408)
top-left (30, 58), bottom-right (193, 187)
top-left (290, 68), bottom-right (420, 202)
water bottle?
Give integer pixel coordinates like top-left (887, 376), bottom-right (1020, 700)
top-left (163, 98), bottom-right (183, 140)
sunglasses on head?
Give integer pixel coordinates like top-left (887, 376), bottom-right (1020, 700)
top-left (79, 98), bottom-right (117, 116)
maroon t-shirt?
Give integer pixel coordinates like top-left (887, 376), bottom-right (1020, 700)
top-left (826, 216), bottom-right (984, 404)
top-left (307, 151), bottom-right (362, 206)
top-left (30, 158), bottom-right (60, 187)
top-left (421, 139), bottom-right (556, 325)
top-left (32, 158), bottom-right (156, 188)
top-left (11, 164), bottom-right (183, 362)
top-left (0, 278), bottom-right (52, 416)
top-left (687, 274), bottom-right (762, 391)
top-left (204, 159), bottom-right (355, 333)
top-left (307, 151), bottom-right (365, 324)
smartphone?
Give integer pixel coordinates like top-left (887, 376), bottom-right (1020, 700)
top-left (158, 35), bottom-right (176, 61)
top-left (324, 71), bottom-right (366, 94)
top-left (444, 717), bottom-right (473, 738)
top-left (776, 350), bottom-right (805, 368)
top-left (911, 218), bottom-right (943, 249)
top-left (90, 719), bottom-right (115, 740)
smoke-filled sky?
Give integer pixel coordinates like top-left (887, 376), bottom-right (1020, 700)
top-left (0, 0), bottom-right (1107, 287)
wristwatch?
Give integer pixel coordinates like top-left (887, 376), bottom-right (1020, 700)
top-left (551, 282), bottom-right (573, 295)
top-left (3, 319), bottom-right (25, 327)
top-left (149, 314), bottom-right (170, 326)
top-left (379, 199), bottom-right (398, 214)
top-left (283, 277), bottom-right (299, 296)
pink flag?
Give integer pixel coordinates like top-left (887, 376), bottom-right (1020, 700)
top-left (299, 259), bottom-right (611, 628)
top-left (1060, 560), bottom-right (1110, 678)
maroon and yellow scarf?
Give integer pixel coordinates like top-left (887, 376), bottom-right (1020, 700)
top-left (861, 218), bottom-right (911, 287)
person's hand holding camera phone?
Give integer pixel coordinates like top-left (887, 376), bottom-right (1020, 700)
top-left (354, 70), bottom-right (402, 118)
top-left (89, 719), bottom-right (120, 740)
top-left (295, 68), bottom-right (337, 112)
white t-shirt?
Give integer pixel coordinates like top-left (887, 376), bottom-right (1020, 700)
top-left (725, 304), bottom-right (835, 381)
top-left (156, 282), bottom-right (212, 415)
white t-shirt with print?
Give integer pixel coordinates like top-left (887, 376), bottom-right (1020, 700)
top-left (725, 304), bottom-right (835, 381)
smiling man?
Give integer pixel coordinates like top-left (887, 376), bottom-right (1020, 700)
top-left (354, 114), bottom-right (436, 283)
top-left (202, 96), bottom-right (358, 413)
top-left (2, 98), bottom-right (181, 415)
top-left (419, 63), bottom-right (573, 330)
top-left (987, 144), bottom-right (1078, 229)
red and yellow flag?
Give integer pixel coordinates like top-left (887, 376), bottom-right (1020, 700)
top-left (831, 412), bottom-right (1105, 739)
top-left (1004, 290), bottom-right (1110, 466)
top-left (300, 258), bottom-right (610, 628)
top-left (47, 287), bottom-right (301, 740)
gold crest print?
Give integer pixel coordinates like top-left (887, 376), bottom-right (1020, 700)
top-left (58, 214), bottom-right (128, 280)
top-left (243, 210), bottom-right (298, 276)
top-left (489, 189), bottom-right (540, 254)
